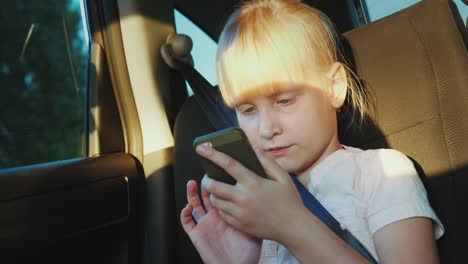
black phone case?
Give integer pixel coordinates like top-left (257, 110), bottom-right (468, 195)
top-left (193, 127), bottom-right (266, 185)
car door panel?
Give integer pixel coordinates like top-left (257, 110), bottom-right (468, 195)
top-left (0, 153), bottom-right (145, 263)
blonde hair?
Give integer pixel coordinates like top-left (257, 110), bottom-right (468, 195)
top-left (216, 0), bottom-right (371, 123)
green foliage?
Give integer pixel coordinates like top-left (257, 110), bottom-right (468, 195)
top-left (0, 0), bottom-right (88, 168)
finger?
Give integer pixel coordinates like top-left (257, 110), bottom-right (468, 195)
top-left (218, 210), bottom-right (241, 230)
top-left (195, 144), bottom-right (254, 184)
top-left (254, 148), bottom-right (289, 183)
top-left (186, 180), bottom-right (206, 221)
top-left (201, 175), bottom-right (238, 202)
top-left (210, 194), bottom-right (240, 218)
top-left (181, 204), bottom-right (196, 233)
top-left (201, 175), bottom-right (213, 211)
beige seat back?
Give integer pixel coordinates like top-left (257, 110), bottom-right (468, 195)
top-left (343, 0), bottom-right (468, 262)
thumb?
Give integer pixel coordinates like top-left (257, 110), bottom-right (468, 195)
top-left (254, 147), bottom-right (290, 183)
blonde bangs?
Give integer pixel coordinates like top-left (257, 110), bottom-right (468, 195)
top-left (216, 3), bottom-right (329, 107)
top-left (217, 33), bottom-right (312, 106)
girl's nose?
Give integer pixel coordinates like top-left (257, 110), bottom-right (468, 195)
top-left (258, 110), bottom-right (281, 139)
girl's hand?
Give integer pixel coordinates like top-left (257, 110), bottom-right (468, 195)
top-left (195, 143), bottom-right (305, 242)
top-left (181, 180), bottom-right (261, 264)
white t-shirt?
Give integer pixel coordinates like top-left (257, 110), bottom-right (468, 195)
top-left (258, 146), bottom-right (445, 263)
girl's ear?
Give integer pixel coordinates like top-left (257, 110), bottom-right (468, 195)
top-left (327, 62), bottom-right (347, 109)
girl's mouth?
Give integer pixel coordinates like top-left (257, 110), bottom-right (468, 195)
top-left (267, 145), bottom-right (292, 157)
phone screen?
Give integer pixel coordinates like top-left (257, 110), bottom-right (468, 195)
top-left (193, 127), bottom-right (266, 185)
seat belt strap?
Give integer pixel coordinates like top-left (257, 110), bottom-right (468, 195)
top-left (178, 62), bottom-right (237, 130)
top-left (290, 174), bottom-right (377, 263)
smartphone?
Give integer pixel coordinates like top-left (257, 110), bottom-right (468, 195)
top-left (192, 127), bottom-right (267, 185)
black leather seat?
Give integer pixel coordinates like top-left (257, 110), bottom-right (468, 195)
top-left (172, 0), bottom-right (468, 263)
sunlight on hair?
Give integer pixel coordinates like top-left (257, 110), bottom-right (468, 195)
top-left (216, 0), bottom-right (372, 123)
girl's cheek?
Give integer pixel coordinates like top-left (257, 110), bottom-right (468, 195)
top-left (238, 114), bottom-right (255, 131)
top-left (239, 118), bottom-right (259, 144)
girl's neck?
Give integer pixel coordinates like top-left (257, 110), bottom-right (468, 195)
top-left (296, 134), bottom-right (343, 186)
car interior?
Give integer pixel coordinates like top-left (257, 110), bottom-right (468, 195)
top-left (0, 0), bottom-right (467, 263)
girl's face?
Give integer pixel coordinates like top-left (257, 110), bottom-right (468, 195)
top-left (235, 82), bottom-right (342, 176)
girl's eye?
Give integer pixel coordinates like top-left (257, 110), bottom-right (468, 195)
top-left (242, 107), bottom-right (255, 114)
top-left (236, 105), bottom-right (255, 115)
top-left (277, 97), bottom-right (295, 105)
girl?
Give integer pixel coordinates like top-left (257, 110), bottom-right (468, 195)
top-left (180, 0), bottom-right (444, 263)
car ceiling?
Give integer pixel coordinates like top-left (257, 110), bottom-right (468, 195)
top-left (173, 0), bottom-right (358, 42)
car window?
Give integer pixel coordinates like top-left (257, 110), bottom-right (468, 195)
top-left (174, 9), bottom-right (218, 95)
top-left (0, 0), bottom-right (90, 168)
top-left (362, 0), bottom-right (468, 24)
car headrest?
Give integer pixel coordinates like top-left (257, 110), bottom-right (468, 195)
top-left (343, 0), bottom-right (467, 175)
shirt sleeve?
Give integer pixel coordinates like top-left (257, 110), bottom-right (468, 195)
top-left (362, 149), bottom-right (444, 239)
